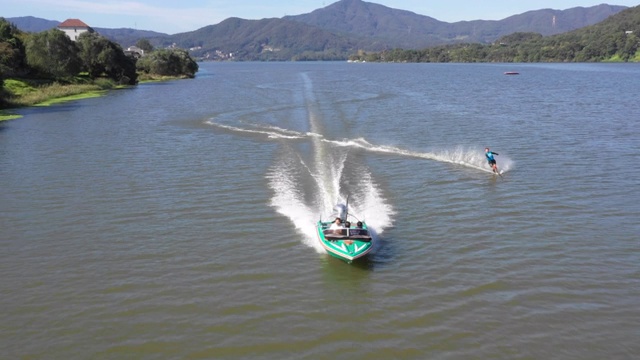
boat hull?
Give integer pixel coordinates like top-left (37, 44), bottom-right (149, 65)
top-left (316, 221), bottom-right (373, 263)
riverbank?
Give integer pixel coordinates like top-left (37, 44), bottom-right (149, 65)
top-left (0, 74), bottom-right (191, 122)
top-left (0, 79), bottom-right (112, 121)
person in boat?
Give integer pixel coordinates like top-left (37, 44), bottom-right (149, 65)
top-left (344, 221), bottom-right (351, 228)
top-left (329, 217), bottom-right (343, 230)
top-left (485, 147), bottom-right (500, 174)
top-left (351, 221), bottom-right (368, 236)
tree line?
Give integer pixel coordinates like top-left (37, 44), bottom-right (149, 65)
top-left (350, 31), bottom-right (639, 63)
top-left (1, 17), bottom-right (198, 104)
top-left (349, 7), bottom-right (640, 63)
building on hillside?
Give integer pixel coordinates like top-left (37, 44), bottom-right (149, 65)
top-left (125, 46), bottom-right (144, 58)
top-left (58, 19), bottom-right (95, 41)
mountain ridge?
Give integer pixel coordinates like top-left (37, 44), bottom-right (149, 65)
top-left (6, 0), bottom-right (629, 60)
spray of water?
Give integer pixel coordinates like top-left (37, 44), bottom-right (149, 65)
top-left (266, 156), bottom-right (324, 251)
top-left (210, 115), bottom-right (513, 248)
top-left (431, 146), bottom-right (513, 173)
top-left (265, 73), bottom-right (395, 250)
top-left (208, 74), bottom-right (513, 251)
top-left (267, 149), bottom-right (394, 251)
top-left (206, 118), bottom-right (513, 174)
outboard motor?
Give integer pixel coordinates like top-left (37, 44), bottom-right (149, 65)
top-left (334, 204), bottom-right (347, 221)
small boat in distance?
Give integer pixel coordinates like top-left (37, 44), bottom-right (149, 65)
top-left (316, 203), bottom-right (373, 263)
top-left (504, 71), bottom-right (520, 75)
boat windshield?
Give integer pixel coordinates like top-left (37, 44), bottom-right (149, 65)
top-left (323, 227), bottom-right (370, 240)
top-left (349, 228), bottom-right (368, 237)
top-left (324, 228), bottom-right (348, 237)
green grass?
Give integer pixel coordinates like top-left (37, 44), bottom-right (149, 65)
top-left (1, 74), bottom-right (184, 121)
top-left (604, 50), bottom-right (640, 63)
top-left (4, 79), bottom-right (37, 96)
top-left (0, 110), bottom-right (22, 121)
top-left (0, 78), bottom-right (120, 120)
top-left (2, 79), bottom-right (114, 108)
top-left (34, 90), bottom-right (107, 106)
top-left (137, 73), bottom-right (191, 82)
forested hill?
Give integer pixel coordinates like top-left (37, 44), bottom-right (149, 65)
top-left (285, 0), bottom-right (626, 49)
top-left (350, 5), bottom-right (640, 63)
top-left (7, 0), bottom-right (630, 61)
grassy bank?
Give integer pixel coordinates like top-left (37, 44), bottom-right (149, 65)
top-left (137, 73), bottom-right (194, 82)
top-left (0, 111), bottom-right (22, 121)
top-left (0, 74), bottom-right (192, 121)
top-left (0, 78), bottom-right (118, 121)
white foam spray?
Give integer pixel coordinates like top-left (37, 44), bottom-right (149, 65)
top-left (267, 156), bottom-right (325, 252)
top-left (205, 118), bottom-right (513, 174)
top-left (204, 119), bottom-right (306, 139)
top-left (208, 75), bottom-right (513, 252)
top-left (266, 73), bottom-right (395, 251)
top-left (431, 146), bottom-right (513, 174)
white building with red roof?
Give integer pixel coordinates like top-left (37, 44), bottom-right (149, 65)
top-left (57, 19), bottom-right (95, 41)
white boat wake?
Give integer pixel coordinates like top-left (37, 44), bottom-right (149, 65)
top-left (205, 72), bottom-right (512, 253)
top-left (264, 73), bottom-right (394, 252)
top-left (205, 119), bottom-right (513, 174)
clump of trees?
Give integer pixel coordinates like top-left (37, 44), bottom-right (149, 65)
top-left (351, 28), bottom-right (639, 63)
top-left (0, 18), bottom-right (137, 85)
top-left (0, 20), bottom-right (26, 77)
top-left (136, 48), bottom-right (198, 78)
top-left (349, 6), bottom-right (640, 63)
top-left (0, 17), bottom-right (199, 93)
top-left (1, 19), bottom-right (25, 107)
top-left (26, 29), bottom-right (84, 79)
top-left (76, 32), bottom-right (137, 84)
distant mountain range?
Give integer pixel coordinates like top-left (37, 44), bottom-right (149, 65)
top-left (6, 0), bottom-right (629, 60)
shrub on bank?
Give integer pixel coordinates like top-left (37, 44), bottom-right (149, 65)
top-left (0, 78), bottom-right (115, 108)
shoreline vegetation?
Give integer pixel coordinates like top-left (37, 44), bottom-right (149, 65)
top-left (0, 74), bottom-right (193, 122)
top-left (1, 17), bottom-right (199, 122)
top-left (3, 4), bottom-right (638, 121)
top-left (0, 80), bottom-right (108, 121)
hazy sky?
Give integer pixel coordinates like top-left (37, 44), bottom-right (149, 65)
top-left (3, 0), bottom-right (638, 34)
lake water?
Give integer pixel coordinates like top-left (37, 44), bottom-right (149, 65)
top-left (1, 62), bottom-right (639, 359)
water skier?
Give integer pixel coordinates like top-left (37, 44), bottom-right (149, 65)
top-left (485, 147), bottom-right (500, 174)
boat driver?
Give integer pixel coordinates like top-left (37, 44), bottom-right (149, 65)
top-left (329, 217), bottom-right (344, 230)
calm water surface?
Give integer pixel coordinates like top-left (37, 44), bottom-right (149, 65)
top-left (1, 62), bottom-right (639, 359)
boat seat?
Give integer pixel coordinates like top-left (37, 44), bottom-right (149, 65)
top-left (324, 234), bottom-right (371, 241)
top-left (324, 234), bottom-right (348, 240)
top-left (349, 235), bottom-right (372, 242)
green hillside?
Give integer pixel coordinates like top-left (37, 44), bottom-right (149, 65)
top-left (351, 5), bottom-right (640, 63)
top-left (6, 1), bottom-right (633, 62)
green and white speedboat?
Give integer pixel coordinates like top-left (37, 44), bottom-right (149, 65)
top-left (316, 204), bottom-right (373, 263)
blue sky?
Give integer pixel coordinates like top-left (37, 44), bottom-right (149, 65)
top-left (3, 0), bottom-right (638, 34)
